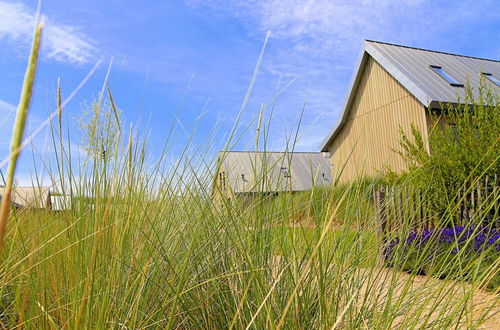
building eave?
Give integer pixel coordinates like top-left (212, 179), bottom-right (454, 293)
top-left (320, 40), bottom-right (432, 152)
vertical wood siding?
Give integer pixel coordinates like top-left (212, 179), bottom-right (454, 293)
top-left (212, 166), bottom-right (233, 208)
top-left (329, 57), bottom-right (428, 182)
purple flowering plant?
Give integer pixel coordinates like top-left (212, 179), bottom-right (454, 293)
top-left (384, 225), bottom-right (499, 289)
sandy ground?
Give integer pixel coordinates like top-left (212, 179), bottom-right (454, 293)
top-left (356, 267), bottom-right (499, 329)
top-left (268, 256), bottom-right (499, 329)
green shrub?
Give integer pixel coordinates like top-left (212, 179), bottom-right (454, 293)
top-left (396, 79), bottom-right (500, 219)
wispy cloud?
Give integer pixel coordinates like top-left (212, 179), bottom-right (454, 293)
top-left (0, 1), bottom-right (97, 64)
top-left (189, 0), bottom-right (498, 56)
top-left (189, 0), bottom-right (500, 83)
top-left (187, 0), bottom-right (499, 150)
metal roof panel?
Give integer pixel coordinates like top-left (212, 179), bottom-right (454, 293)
top-left (218, 152), bottom-right (331, 193)
top-left (320, 40), bottom-right (500, 151)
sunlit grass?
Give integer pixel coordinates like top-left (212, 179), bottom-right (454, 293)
top-left (0, 22), bottom-right (43, 252)
top-left (0, 21), bottom-right (498, 330)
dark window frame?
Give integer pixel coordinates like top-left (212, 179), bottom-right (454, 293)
top-left (481, 72), bottom-right (500, 87)
top-left (430, 65), bottom-right (464, 87)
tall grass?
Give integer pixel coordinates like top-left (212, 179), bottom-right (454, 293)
top-left (0, 28), bottom-right (498, 329)
top-left (0, 22), bottom-right (43, 251)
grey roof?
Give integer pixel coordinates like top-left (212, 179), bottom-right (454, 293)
top-left (0, 195), bottom-right (23, 209)
top-left (0, 186), bottom-right (51, 209)
top-left (218, 151), bottom-right (331, 193)
top-left (321, 40), bottom-right (500, 151)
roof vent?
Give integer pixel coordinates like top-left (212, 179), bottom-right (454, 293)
top-left (280, 167), bottom-right (291, 178)
top-left (481, 72), bottom-right (500, 87)
top-left (322, 173), bottom-right (330, 181)
top-left (430, 65), bottom-right (464, 87)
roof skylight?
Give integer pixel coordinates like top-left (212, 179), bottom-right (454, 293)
top-left (430, 65), bottom-right (464, 87)
top-left (482, 72), bottom-right (500, 87)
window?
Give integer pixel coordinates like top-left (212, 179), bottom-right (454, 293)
top-left (481, 72), bottom-right (500, 87)
top-left (220, 172), bottom-right (226, 190)
top-left (430, 65), bottom-right (464, 87)
top-left (280, 167), bottom-right (291, 178)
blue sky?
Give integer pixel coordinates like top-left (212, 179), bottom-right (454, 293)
top-left (0, 0), bottom-right (499, 185)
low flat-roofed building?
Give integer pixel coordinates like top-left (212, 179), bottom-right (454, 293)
top-left (0, 186), bottom-right (52, 209)
top-left (213, 151), bottom-right (331, 204)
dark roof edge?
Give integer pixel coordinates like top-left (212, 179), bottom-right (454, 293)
top-left (365, 39), bottom-right (500, 63)
top-left (219, 151), bottom-right (326, 154)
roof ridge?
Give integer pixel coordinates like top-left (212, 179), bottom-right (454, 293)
top-left (365, 39), bottom-right (500, 63)
top-left (0, 186), bottom-right (50, 189)
top-left (220, 151), bottom-right (324, 154)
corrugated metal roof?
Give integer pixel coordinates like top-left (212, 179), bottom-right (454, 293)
top-left (368, 40), bottom-right (500, 104)
top-left (0, 195), bottom-right (23, 209)
top-left (218, 151), bottom-right (331, 193)
top-left (0, 186), bottom-right (51, 209)
top-left (320, 40), bottom-right (500, 151)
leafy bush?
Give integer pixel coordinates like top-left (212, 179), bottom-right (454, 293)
top-left (1, 26), bottom-right (498, 328)
top-left (77, 96), bottom-right (122, 162)
top-left (396, 79), bottom-right (500, 219)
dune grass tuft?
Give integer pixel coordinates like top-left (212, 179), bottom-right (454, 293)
top-left (0, 22), bottom-right (43, 252)
top-left (0, 23), bottom-right (498, 329)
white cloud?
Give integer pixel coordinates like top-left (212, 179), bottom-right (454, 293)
top-left (189, 1), bottom-right (399, 52)
top-left (187, 0), bottom-right (499, 150)
top-left (188, 0), bottom-right (499, 76)
top-left (0, 1), bottom-right (97, 64)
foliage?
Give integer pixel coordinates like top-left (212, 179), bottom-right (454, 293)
top-left (250, 179), bottom-right (377, 230)
top-left (396, 79), bottom-right (500, 217)
top-left (77, 97), bottom-right (122, 162)
top-left (0, 22), bottom-right (42, 251)
top-left (1, 35), bottom-right (498, 328)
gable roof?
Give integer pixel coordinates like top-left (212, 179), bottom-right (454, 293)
top-left (218, 151), bottom-right (331, 193)
top-left (0, 186), bottom-right (51, 209)
top-left (320, 40), bottom-right (500, 152)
